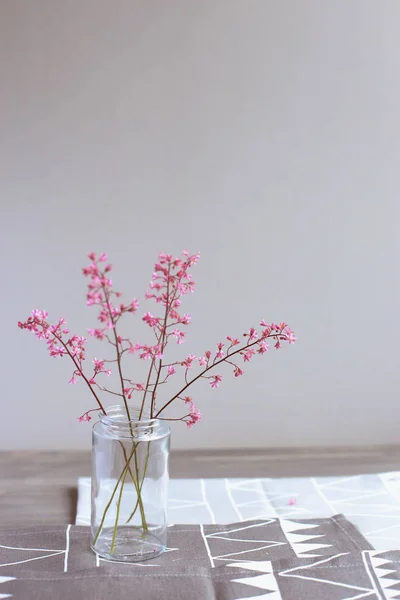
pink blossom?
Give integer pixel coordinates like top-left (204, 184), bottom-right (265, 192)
top-left (243, 349), bottom-right (255, 362)
top-left (171, 329), bottom-right (185, 344)
top-left (215, 342), bottom-right (224, 359)
top-left (78, 412), bottom-right (92, 423)
top-left (180, 313), bottom-right (191, 325)
top-left (129, 299), bottom-right (139, 312)
top-left (234, 367), bottom-right (243, 377)
top-left (93, 358), bottom-right (105, 371)
top-left (284, 328), bottom-right (297, 344)
top-left (167, 366), bottom-right (176, 375)
top-left (88, 252), bottom-right (96, 261)
top-left (69, 376), bottom-right (77, 384)
top-left (181, 354), bottom-right (196, 368)
top-left (248, 328), bottom-right (258, 341)
top-left (88, 328), bottom-right (105, 340)
top-left (143, 312), bottom-right (160, 327)
top-left (210, 374), bottom-right (222, 389)
top-left (185, 407), bottom-right (202, 428)
top-left (288, 497), bottom-right (297, 506)
top-left (198, 356), bottom-right (207, 367)
top-left (257, 341), bottom-right (269, 354)
top-left (227, 336), bottom-right (240, 346)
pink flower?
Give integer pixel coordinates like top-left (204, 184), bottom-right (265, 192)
top-left (93, 358), bottom-right (105, 371)
top-left (180, 313), bottom-right (191, 325)
top-left (248, 328), bottom-right (258, 341)
top-left (78, 412), bottom-right (92, 423)
top-left (284, 328), bottom-right (297, 344)
top-left (181, 354), bottom-right (196, 368)
top-left (227, 336), bottom-right (240, 346)
top-left (69, 376), bottom-right (77, 384)
top-left (234, 367), bottom-right (243, 377)
top-left (243, 349), bottom-right (255, 362)
top-left (198, 356), bottom-right (207, 367)
top-left (257, 341), bottom-right (269, 354)
top-left (129, 299), bottom-right (139, 312)
top-left (185, 407), bottom-right (202, 428)
top-left (288, 497), bottom-right (297, 506)
top-left (143, 312), bottom-right (160, 327)
top-left (172, 329), bottom-right (185, 344)
top-left (210, 374), bottom-right (222, 389)
top-left (88, 252), bottom-right (96, 261)
top-left (167, 365), bottom-right (176, 375)
top-left (215, 342), bottom-right (224, 359)
top-left (135, 344), bottom-right (163, 360)
top-left (99, 253), bottom-right (107, 262)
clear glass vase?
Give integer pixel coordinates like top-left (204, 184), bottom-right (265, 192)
top-left (91, 405), bottom-right (170, 562)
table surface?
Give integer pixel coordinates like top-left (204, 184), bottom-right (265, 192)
top-left (2, 446), bottom-right (400, 526)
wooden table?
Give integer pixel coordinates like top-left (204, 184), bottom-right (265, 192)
top-left (2, 446), bottom-right (400, 526)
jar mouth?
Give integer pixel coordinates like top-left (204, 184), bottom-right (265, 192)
top-left (98, 405), bottom-right (170, 440)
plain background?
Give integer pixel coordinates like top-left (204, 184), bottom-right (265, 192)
top-left (1, 0), bottom-right (399, 450)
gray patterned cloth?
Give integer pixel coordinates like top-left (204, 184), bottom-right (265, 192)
top-left (3, 516), bottom-right (400, 599)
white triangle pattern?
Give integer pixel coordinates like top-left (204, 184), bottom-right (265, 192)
top-left (370, 552), bottom-right (400, 599)
top-left (0, 576), bottom-right (14, 600)
top-left (280, 519), bottom-right (332, 558)
top-left (228, 561), bottom-right (282, 600)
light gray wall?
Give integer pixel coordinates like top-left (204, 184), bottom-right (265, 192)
top-left (1, 0), bottom-right (399, 450)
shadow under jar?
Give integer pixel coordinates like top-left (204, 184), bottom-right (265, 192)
top-left (91, 406), bottom-right (170, 562)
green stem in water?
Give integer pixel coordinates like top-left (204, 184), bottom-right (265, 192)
top-left (120, 441), bottom-right (148, 531)
top-left (92, 444), bottom-right (137, 547)
top-left (126, 442), bottom-right (151, 524)
top-left (110, 460), bottom-right (130, 554)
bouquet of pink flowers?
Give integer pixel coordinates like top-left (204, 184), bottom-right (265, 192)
top-left (18, 250), bottom-right (295, 561)
top-left (18, 250), bottom-right (295, 426)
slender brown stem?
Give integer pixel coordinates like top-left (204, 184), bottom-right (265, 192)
top-left (102, 285), bottom-right (131, 422)
top-left (155, 334), bottom-right (278, 417)
top-left (53, 333), bottom-right (106, 415)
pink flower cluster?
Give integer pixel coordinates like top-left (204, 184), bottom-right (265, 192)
top-left (18, 311), bottom-right (84, 362)
top-left (18, 250), bottom-right (296, 429)
top-left (83, 252), bottom-right (139, 341)
top-left (181, 396), bottom-right (202, 428)
top-left (17, 310), bottom-right (111, 403)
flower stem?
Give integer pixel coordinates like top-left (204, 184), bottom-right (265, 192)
top-left (126, 442), bottom-right (151, 524)
top-left (110, 461), bottom-right (130, 554)
top-left (92, 444), bottom-right (137, 546)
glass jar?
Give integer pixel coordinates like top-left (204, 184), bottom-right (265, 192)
top-left (91, 405), bottom-right (170, 562)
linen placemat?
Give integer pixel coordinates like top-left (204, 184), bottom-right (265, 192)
top-left (0, 515), bottom-right (388, 599)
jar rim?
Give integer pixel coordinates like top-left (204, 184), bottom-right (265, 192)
top-left (97, 404), bottom-right (170, 440)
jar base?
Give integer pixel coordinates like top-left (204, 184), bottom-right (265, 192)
top-left (91, 527), bottom-right (166, 562)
